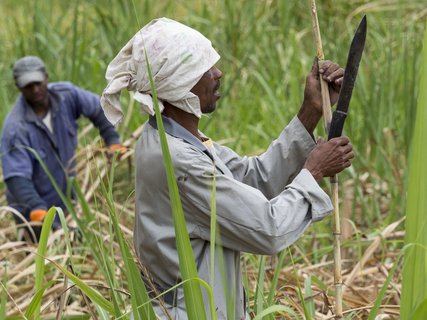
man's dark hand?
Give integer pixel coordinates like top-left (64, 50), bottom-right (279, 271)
top-left (298, 58), bottom-right (344, 134)
top-left (303, 58), bottom-right (344, 113)
top-left (304, 136), bottom-right (354, 182)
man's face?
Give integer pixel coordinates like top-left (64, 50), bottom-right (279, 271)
top-left (18, 76), bottom-right (49, 108)
top-left (191, 66), bottom-right (222, 114)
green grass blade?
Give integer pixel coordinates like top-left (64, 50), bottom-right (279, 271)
top-left (116, 277), bottom-right (215, 319)
top-left (253, 304), bottom-right (300, 320)
top-left (368, 251), bottom-right (404, 320)
top-left (73, 179), bottom-right (124, 317)
top-left (0, 264), bottom-right (7, 319)
top-left (309, 275), bottom-right (328, 293)
top-left (144, 50), bottom-right (207, 318)
top-left (288, 248), bottom-right (311, 320)
top-left (209, 166), bottom-right (217, 301)
top-left (213, 242), bottom-right (235, 319)
top-left (99, 158), bottom-right (157, 320)
top-left (55, 207), bottom-right (74, 259)
top-left (267, 250), bottom-right (286, 305)
top-left (46, 258), bottom-right (114, 314)
top-left (24, 280), bottom-right (55, 318)
top-left (7, 315), bottom-right (91, 320)
top-left (410, 297), bottom-right (427, 319)
top-left (113, 221), bottom-right (156, 320)
top-left (400, 19), bottom-right (427, 319)
top-left (304, 276), bottom-right (314, 317)
top-left (265, 250), bottom-right (286, 320)
top-left (208, 166), bottom-right (218, 320)
top-left (94, 305), bottom-right (110, 320)
top-left (254, 256), bottom-right (266, 315)
top-left (33, 207), bottom-right (56, 319)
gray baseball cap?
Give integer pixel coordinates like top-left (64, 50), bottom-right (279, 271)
top-left (13, 56), bottom-right (47, 88)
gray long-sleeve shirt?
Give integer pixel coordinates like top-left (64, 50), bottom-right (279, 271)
top-left (134, 115), bottom-right (333, 319)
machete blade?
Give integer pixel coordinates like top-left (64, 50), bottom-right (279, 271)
top-left (328, 15), bottom-right (367, 140)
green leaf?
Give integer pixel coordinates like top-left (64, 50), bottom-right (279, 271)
top-left (144, 50), bottom-right (207, 319)
top-left (46, 258), bottom-right (114, 314)
top-left (0, 264), bottom-right (8, 319)
top-left (410, 297), bottom-right (427, 320)
top-left (24, 280), bottom-right (55, 318)
top-left (400, 19), bottom-right (427, 319)
top-left (368, 251), bottom-right (403, 320)
top-left (254, 256), bottom-right (266, 315)
top-left (209, 167), bottom-right (217, 309)
top-left (267, 250), bottom-right (286, 307)
top-left (253, 304), bottom-right (300, 320)
top-left (265, 250), bottom-right (287, 320)
top-left (32, 207), bottom-right (57, 319)
top-left (288, 248), bottom-right (311, 320)
top-left (94, 304), bottom-right (110, 320)
top-left (73, 180), bottom-right (124, 316)
top-left (309, 275), bottom-right (328, 292)
top-left (100, 158), bottom-right (156, 320)
top-left (304, 276), bottom-right (314, 317)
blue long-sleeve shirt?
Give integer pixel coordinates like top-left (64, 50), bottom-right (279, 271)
top-left (1, 81), bottom-right (120, 220)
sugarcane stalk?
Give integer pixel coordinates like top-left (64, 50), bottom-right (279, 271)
top-left (310, 0), bottom-right (343, 318)
top-left (331, 175), bottom-right (342, 318)
top-left (310, 0), bottom-right (332, 132)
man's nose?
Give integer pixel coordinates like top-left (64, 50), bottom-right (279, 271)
top-left (29, 83), bottom-right (41, 93)
top-left (212, 66), bottom-right (222, 80)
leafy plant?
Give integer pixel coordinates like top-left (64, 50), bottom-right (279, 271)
top-left (400, 19), bottom-right (427, 320)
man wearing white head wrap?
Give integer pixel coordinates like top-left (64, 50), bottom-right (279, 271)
top-left (100, 17), bottom-right (220, 125)
top-left (101, 18), bottom-right (354, 319)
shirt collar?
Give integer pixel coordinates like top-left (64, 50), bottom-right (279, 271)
top-left (148, 115), bottom-right (214, 161)
top-left (21, 89), bottom-right (61, 123)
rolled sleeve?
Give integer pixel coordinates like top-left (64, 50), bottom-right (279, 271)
top-left (285, 168), bottom-right (333, 221)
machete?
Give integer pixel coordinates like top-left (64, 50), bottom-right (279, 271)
top-left (328, 16), bottom-right (367, 140)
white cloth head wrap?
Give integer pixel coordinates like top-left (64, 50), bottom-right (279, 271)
top-left (100, 17), bottom-right (220, 125)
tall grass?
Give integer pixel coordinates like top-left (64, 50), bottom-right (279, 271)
top-left (0, 0), bottom-right (426, 318)
top-left (400, 19), bottom-right (427, 320)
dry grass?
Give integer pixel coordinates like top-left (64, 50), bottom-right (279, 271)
top-left (271, 227), bottom-right (402, 319)
top-left (2, 223), bottom-right (402, 318)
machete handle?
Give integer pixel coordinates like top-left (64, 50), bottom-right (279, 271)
top-left (328, 110), bottom-right (347, 140)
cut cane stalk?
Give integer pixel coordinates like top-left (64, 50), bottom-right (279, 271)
top-left (310, 0), bottom-right (343, 318)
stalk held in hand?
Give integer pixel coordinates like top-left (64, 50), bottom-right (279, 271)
top-left (328, 16), bottom-right (367, 140)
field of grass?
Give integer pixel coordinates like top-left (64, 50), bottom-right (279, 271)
top-left (0, 0), bottom-right (426, 319)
